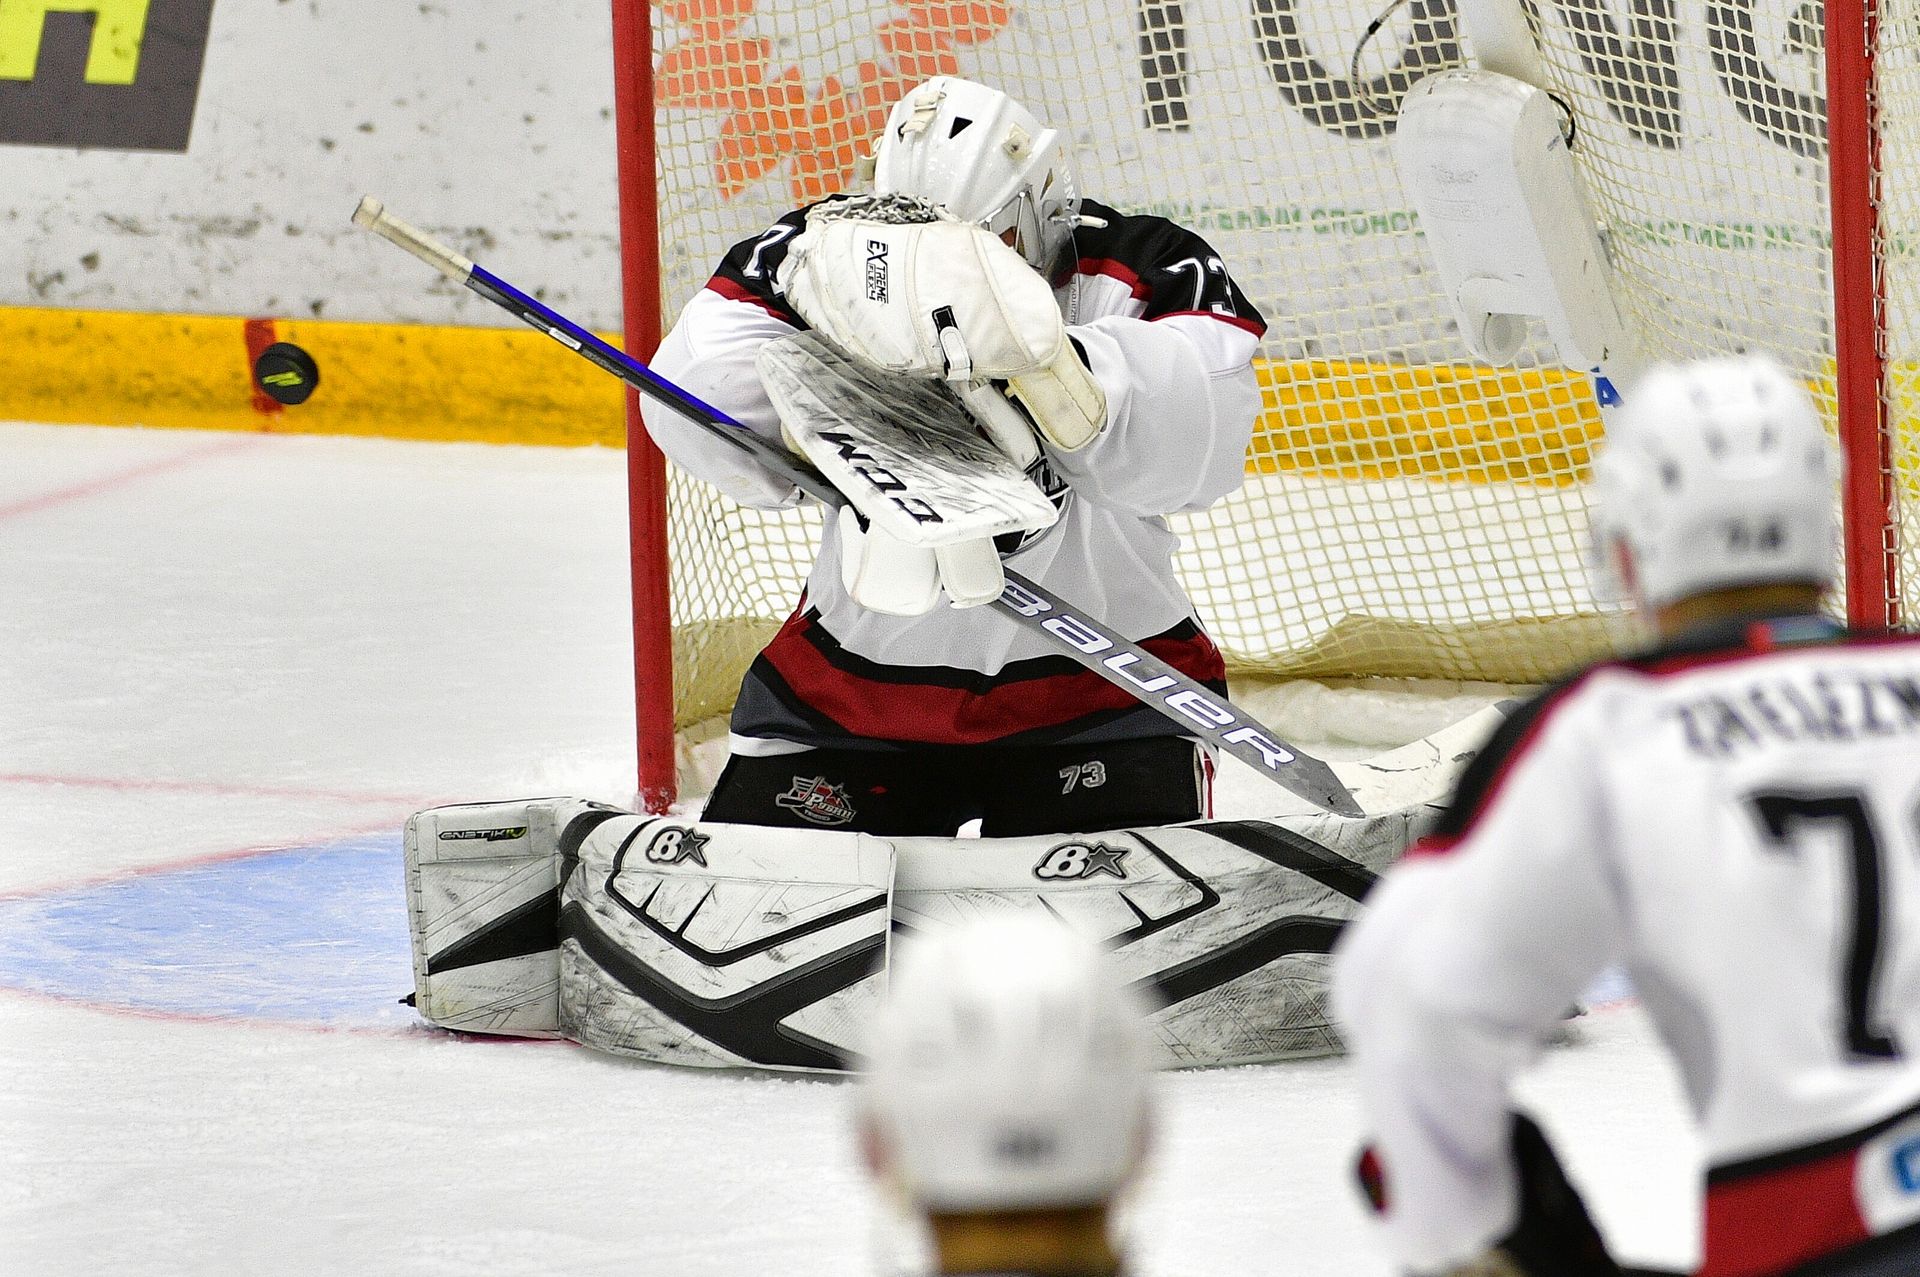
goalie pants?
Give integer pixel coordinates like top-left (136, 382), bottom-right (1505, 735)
top-left (700, 736), bottom-right (1210, 836)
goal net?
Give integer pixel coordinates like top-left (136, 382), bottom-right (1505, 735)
top-left (630, 0), bottom-right (1914, 792)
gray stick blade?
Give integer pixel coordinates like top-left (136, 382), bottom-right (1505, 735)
top-left (1279, 754), bottom-right (1365, 819)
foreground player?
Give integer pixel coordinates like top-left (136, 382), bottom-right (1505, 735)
top-left (859, 913), bottom-right (1155, 1276)
top-left (640, 75), bottom-right (1265, 836)
top-left (1334, 354), bottom-right (1920, 1277)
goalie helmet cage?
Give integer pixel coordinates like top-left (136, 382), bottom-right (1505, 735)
top-left (611, 0), bottom-right (1906, 813)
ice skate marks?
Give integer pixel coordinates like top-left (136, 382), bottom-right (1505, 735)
top-left (0, 835), bottom-right (415, 1027)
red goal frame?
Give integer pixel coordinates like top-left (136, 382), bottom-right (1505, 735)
top-left (1828, 0), bottom-right (1898, 631)
top-left (610, 0), bottom-right (1904, 815)
top-left (611, 0), bottom-right (678, 813)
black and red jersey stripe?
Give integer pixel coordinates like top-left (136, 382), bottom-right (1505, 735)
top-left (1070, 198), bottom-right (1267, 336)
top-left (730, 606), bottom-right (1228, 749)
top-left (705, 273), bottom-right (800, 323)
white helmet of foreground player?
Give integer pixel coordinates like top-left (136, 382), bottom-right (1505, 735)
top-left (858, 912), bottom-right (1156, 1211)
top-left (872, 76), bottom-right (1085, 278)
top-left (1589, 353), bottom-right (1838, 611)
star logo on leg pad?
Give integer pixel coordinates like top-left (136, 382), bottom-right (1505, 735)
top-left (644, 825), bottom-right (712, 867)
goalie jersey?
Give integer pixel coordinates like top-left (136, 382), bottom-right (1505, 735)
top-left (1334, 615), bottom-right (1920, 1277)
top-left (641, 198), bottom-right (1266, 751)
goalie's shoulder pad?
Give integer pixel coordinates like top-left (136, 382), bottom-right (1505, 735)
top-left (707, 203), bottom-right (822, 323)
top-left (1069, 199), bottom-right (1266, 333)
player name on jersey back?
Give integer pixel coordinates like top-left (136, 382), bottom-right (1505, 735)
top-left (1668, 662), bottom-right (1920, 758)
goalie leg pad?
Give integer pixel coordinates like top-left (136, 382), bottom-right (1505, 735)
top-left (892, 802), bottom-right (1436, 1066)
top-left (557, 817), bottom-right (896, 1071)
top-left (403, 798), bottom-right (625, 1036)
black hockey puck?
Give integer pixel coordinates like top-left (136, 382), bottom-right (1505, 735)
top-left (254, 341), bottom-right (319, 405)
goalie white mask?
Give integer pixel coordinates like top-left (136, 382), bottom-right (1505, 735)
top-left (1588, 354), bottom-right (1838, 611)
top-left (872, 76), bottom-right (1083, 278)
top-left (858, 913), bottom-right (1154, 1212)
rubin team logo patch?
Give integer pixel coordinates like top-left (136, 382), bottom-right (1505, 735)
top-left (776, 775), bottom-right (857, 826)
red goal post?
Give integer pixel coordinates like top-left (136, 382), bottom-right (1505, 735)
top-left (612, 0), bottom-right (1911, 813)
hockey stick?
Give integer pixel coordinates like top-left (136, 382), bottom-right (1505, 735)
top-left (351, 196), bottom-right (1363, 816)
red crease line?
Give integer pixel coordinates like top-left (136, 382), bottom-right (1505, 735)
top-left (0, 982), bottom-right (426, 1038)
top-left (0, 816), bottom-right (412, 902)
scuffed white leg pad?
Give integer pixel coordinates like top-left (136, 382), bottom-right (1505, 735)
top-left (557, 816), bottom-right (895, 1071)
top-left (403, 798), bottom-right (625, 1037)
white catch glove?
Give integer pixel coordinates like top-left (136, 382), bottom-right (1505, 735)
top-left (836, 506), bottom-right (1003, 616)
top-left (777, 195), bottom-right (1108, 452)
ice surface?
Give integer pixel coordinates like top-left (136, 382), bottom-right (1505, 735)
top-left (0, 423), bottom-right (1696, 1275)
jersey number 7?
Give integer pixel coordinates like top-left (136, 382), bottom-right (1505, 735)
top-left (1748, 789), bottom-right (1906, 1061)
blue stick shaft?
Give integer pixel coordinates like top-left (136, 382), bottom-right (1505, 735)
top-left (462, 265), bottom-right (845, 508)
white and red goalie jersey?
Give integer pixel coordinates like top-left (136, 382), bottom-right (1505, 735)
top-left (1335, 615), bottom-right (1920, 1277)
top-left (638, 197), bottom-right (1264, 751)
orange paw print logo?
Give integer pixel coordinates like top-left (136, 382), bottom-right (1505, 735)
top-left (657, 1), bottom-right (1014, 203)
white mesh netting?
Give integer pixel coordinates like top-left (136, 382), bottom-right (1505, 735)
top-left (645, 0), bottom-right (1908, 731)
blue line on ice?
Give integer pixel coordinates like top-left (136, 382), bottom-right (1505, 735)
top-left (0, 836), bottom-right (418, 1027)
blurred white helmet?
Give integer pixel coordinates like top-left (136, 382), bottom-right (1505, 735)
top-left (873, 77), bottom-right (1083, 277)
top-left (1588, 353), bottom-right (1838, 610)
top-left (859, 912), bottom-right (1155, 1212)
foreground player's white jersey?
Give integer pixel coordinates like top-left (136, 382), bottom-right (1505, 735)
top-left (639, 198), bottom-right (1263, 750)
top-left (1335, 616), bottom-right (1920, 1277)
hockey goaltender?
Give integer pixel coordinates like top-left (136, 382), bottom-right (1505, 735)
top-left (393, 77), bottom-right (1499, 1074)
top-left (638, 75), bottom-right (1267, 838)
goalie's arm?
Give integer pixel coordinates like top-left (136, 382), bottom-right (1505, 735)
top-left (1051, 312), bottom-right (1263, 517)
top-left (640, 291), bottom-right (804, 509)
top-left (638, 208), bottom-right (823, 509)
top-left (1332, 695), bottom-right (1625, 1273)
top-left (1047, 221), bottom-right (1267, 517)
